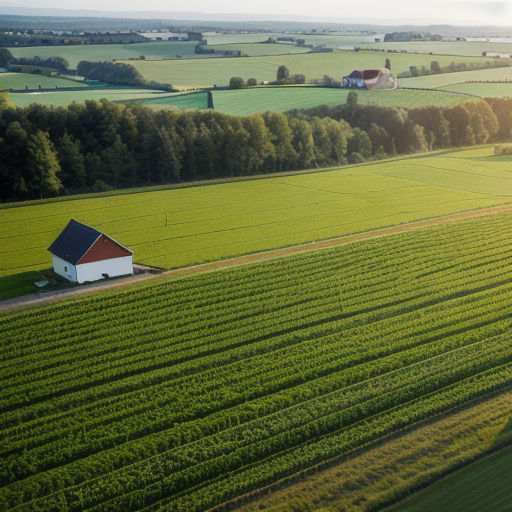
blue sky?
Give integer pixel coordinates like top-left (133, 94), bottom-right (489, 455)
top-left (1, 0), bottom-right (511, 25)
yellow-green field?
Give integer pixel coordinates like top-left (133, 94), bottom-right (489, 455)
top-left (206, 32), bottom-right (379, 46)
top-left (210, 86), bottom-right (472, 115)
top-left (9, 88), bottom-right (182, 108)
top-left (362, 40), bottom-right (512, 57)
top-left (399, 66), bottom-right (512, 88)
top-left (435, 82), bottom-right (512, 97)
top-left (0, 72), bottom-right (88, 90)
top-left (123, 51), bottom-right (495, 87)
top-left (207, 43), bottom-right (310, 56)
top-left (1, 146), bottom-right (510, 294)
top-left (6, 41), bottom-right (200, 68)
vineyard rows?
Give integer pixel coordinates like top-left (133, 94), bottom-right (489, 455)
top-left (1, 213), bottom-right (511, 512)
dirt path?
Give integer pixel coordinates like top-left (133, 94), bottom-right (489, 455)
top-left (1, 204), bottom-right (510, 312)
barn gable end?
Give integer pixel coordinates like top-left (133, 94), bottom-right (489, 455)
top-left (78, 234), bottom-right (132, 264)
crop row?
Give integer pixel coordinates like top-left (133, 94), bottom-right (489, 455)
top-left (1, 213), bottom-right (510, 511)
top-left (5, 363), bottom-right (511, 512)
top-left (2, 285), bottom-right (509, 459)
top-left (5, 232), bottom-right (507, 384)
top-left (2, 302), bottom-right (509, 486)
top-left (3, 214), bottom-right (507, 337)
top-left (157, 367), bottom-right (512, 512)
top-left (2, 260), bottom-right (508, 422)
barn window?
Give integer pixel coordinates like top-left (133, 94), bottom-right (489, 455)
top-left (104, 239), bottom-right (108, 244)
top-left (64, 266), bottom-right (68, 272)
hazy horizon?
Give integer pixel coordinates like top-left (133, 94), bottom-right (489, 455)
top-left (1, 0), bottom-right (511, 27)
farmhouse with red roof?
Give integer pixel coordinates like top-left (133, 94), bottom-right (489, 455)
top-left (47, 219), bottom-right (133, 284)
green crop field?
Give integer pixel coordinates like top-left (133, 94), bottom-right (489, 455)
top-left (389, 446), bottom-right (512, 512)
top-left (1, 146), bottom-right (511, 290)
top-left (207, 33), bottom-right (379, 47)
top-left (124, 51), bottom-right (495, 87)
top-left (399, 66), bottom-right (512, 88)
top-left (210, 86), bottom-right (471, 115)
top-left (234, 389), bottom-right (512, 512)
top-left (208, 43), bottom-right (310, 57)
top-left (362, 41), bottom-right (512, 57)
top-left (1, 212), bottom-right (511, 512)
top-left (117, 90), bottom-right (209, 109)
top-left (434, 82), bottom-right (512, 97)
top-left (206, 33), bottom-right (284, 45)
top-left (7, 41), bottom-right (200, 68)
top-left (0, 72), bottom-right (88, 90)
top-left (9, 88), bottom-right (181, 108)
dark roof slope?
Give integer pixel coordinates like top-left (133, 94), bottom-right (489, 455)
top-left (47, 219), bottom-right (102, 265)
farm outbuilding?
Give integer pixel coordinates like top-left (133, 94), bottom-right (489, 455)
top-left (342, 68), bottom-right (396, 90)
top-left (47, 219), bottom-right (133, 284)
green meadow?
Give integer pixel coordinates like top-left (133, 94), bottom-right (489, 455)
top-left (1, 146), bottom-right (510, 298)
top-left (9, 88), bottom-right (179, 108)
top-left (206, 32), bottom-right (379, 46)
top-left (362, 40), bottom-right (512, 57)
top-left (399, 66), bottom-right (512, 88)
top-left (208, 43), bottom-right (310, 57)
top-left (210, 86), bottom-right (471, 115)
top-left (389, 446), bottom-right (512, 512)
top-left (125, 51), bottom-right (495, 87)
top-left (6, 41), bottom-right (200, 68)
top-left (116, 90), bottom-right (208, 109)
top-left (0, 72), bottom-right (88, 90)
top-left (435, 82), bottom-right (512, 97)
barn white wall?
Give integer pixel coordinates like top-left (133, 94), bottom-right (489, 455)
top-left (75, 256), bottom-right (133, 284)
top-left (52, 255), bottom-right (77, 282)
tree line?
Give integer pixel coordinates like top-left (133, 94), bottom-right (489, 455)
top-left (76, 61), bottom-right (147, 86)
top-left (0, 95), bottom-right (510, 202)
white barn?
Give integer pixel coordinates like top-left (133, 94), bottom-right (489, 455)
top-left (47, 219), bottom-right (133, 284)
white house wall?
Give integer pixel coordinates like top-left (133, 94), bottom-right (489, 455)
top-left (52, 255), bottom-right (77, 282)
top-left (75, 256), bottom-right (133, 284)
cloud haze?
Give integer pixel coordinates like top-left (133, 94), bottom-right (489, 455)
top-left (0, 0), bottom-right (511, 25)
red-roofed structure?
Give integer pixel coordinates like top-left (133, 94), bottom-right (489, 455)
top-left (47, 219), bottom-right (133, 283)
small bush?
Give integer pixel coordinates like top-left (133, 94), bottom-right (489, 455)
top-left (494, 144), bottom-right (512, 155)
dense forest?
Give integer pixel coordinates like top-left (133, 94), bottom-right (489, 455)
top-left (0, 96), bottom-right (510, 202)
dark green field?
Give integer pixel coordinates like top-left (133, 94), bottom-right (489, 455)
top-left (1, 212), bottom-right (511, 511)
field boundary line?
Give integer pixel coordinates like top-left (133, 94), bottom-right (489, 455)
top-left (1, 203), bottom-right (510, 312)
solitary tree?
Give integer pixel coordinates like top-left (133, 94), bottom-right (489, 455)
top-left (346, 91), bottom-right (358, 108)
top-left (247, 78), bottom-right (257, 87)
top-left (385, 58), bottom-right (391, 70)
top-left (277, 65), bottom-right (290, 83)
top-left (229, 76), bottom-right (245, 89)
